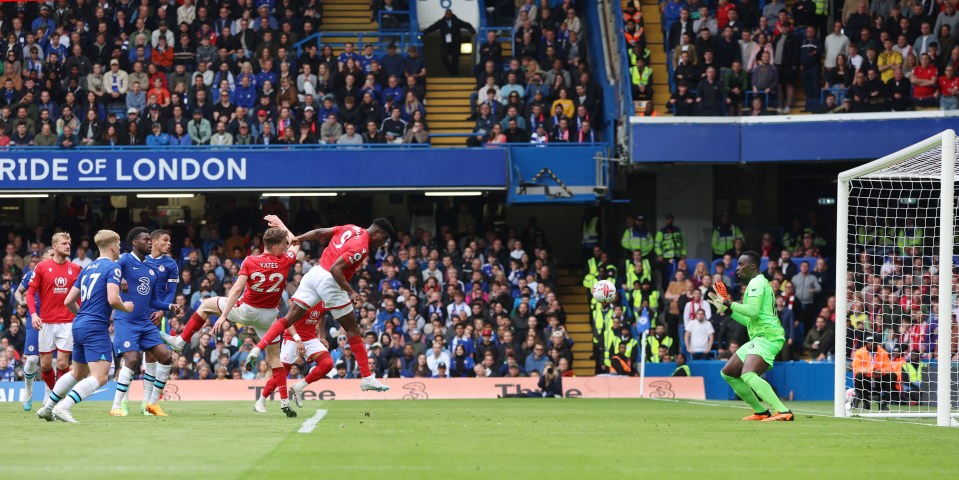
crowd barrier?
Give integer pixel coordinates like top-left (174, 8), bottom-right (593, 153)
top-left (644, 361), bottom-right (834, 400)
top-left (0, 376), bottom-right (705, 402)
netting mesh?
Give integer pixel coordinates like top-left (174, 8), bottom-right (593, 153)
top-left (843, 137), bottom-right (959, 417)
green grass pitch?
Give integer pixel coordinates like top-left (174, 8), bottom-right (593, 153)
top-left (3, 399), bottom-right (957, 479)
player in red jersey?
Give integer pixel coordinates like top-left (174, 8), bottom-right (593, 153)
top-left (26, 232), bottom-right (81, 391)
top-left (160, 215), bottom-right (301, 417)
top-left (245, 218), bottom-right (395, 393)
top-left (256, 303), bottom-right (334, 412)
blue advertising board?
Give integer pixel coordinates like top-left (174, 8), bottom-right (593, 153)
top-left (0, 148), bottom-right (508, 191)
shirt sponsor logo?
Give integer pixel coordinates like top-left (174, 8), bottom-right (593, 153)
top-left (53, 276), bottom-right (69, 294)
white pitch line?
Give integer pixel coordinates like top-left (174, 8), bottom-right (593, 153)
top-left (297, 409), bottom-right (328, 433)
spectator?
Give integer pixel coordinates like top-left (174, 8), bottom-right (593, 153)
top-left (669, 82), bottom-right (697, 115)
top-left (210, 122), bottom-right (233, 145)
top-left (696, 66), bottom-right (725, 115)
top-left (803, 316), bottom-right (834, 361)
top-left (422, 9), bottom-right (476, 76)
top-left (336, 122), bottom-right (364, 145)
top-left (773, 21), bottom-right (801, 113)
top-left (938, 64), bottom-right (959, 110)
top-left (403, 120), bottom-right (429, 144)
top-left (910, 53), bottom-right (939, 107)
top-left (684, 308), bottom-right (715, 360)
top-left (630, 58), bottom-right (653, 101)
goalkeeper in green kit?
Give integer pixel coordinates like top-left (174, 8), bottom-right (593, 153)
top-left (708, 251), bottom-right (794, 422)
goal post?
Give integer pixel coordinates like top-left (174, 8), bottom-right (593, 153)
top-left (835, 129), bottom-right (957, 427)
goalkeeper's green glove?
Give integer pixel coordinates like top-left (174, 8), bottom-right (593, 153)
top-left (708, 292), bottom-right (730, 315)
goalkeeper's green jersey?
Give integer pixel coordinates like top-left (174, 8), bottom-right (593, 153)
top-left (730, 275), bottom-right (785, 341)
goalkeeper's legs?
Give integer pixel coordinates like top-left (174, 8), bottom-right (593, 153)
top-left (740, 354), bottom-right (793, 421)
top-left (721, 355), bottom-right (768, 416)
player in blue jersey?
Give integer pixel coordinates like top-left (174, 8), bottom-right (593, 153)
top-left (109, 227), bottom-right (180, 417)
top-left (14, 247), bottom-right (53, 411)
top-left (114, 229), bottom-right (180, 415)
top-left (36, 230), bottom-right (134, 423)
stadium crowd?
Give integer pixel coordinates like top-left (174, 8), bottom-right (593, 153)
top-left (0, 198), bottom-right (575, 384)
top-left (466, 0), bottom-right (603, 145)
top-left (636, 0), bottom-right (959, 115)
top-left (582, 209), bottom-right (840, 375)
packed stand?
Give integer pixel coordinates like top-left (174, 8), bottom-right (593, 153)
top-left (465, 0), bottom-right (604, 145)
top-left (646, 0), bottom-right (959, 116)
top-left (581, 209), bottom-right (838, 377)
top-left (0, 0), bottom-right (436, 147)
top-left (0, 199), bottom-right (574, 384)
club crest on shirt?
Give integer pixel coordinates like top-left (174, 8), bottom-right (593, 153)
top-left (159, 266), bottom-right (165, 272)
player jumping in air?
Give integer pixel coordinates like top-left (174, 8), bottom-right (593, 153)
top-left (37, 230), bottom-right (134, 423)
top-left (708, 251), bottom-right (794, 421)
top-left (110, 228), bottom-right (180, 417)
top-left (161, 215), bottom-right (301, 417)
top-left (26, 233), bottom-right (80, 400)
top-left (244, 218), bottom-right (395, 393)
top-left (14, 247), bottom-right (53, 411)
top-left (257, 303), bottom-right (334, 412)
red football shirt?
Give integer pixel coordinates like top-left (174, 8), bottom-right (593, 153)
top-left (284, 303), bottom-right (326, 342)
top-left (319, 225), bottom-right (369, 281)
top-left (238, 250), bottom-right (297, 309)
top-left (26, 259), bottom-right (80, 324)
top-left (913, 65), bottom-right (938, 98)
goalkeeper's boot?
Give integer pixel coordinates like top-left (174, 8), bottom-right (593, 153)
top-left (36, 405), bottom-right (55, 422)
top-left (244, 347), bottom-right (262, 372)
top-left (360, 375), bottom-right (390, 392)
top-left (145, 403), bottom-right (168, 417)
top-left (742, 410), bottom-right (771, 421)
top-left (761, 411), bottom-right (795, 422)
top-left (254, 396), bottom-right (267, 413)
top-left (159, 331), bottom-right (186, 354)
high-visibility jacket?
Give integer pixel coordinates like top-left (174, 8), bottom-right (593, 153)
top-left (591, 303), bottom-right (614, 348)
top-left (902, 362), bottom-right (925, 384)
top-left (621, 228), bottom-right (654, 257)
top-left (896, 227), bottom-right (924, 254)
top-left (630, 64), bottom-right (653, 87)
top-left (582, 216), bottom-right (599, 248)
top-left (856, 226), bottom-right (879, 246)
top-left (711, 224), bottom-right (744, 256)
top-left (630, 289), bottom-right (660, 316)
top-left (852, 347), bottom-right (893, 376)
top-left (582, 257), bottom-right (601, 289)
top-left (628, 47), bottom-right (651, 67)
top-left (624, 258), bottom-right (652, 289)
top-left (655, 226), bottom-right (687, 259)
top-left (672, 364), bottom-right (690, 376)
top-left (813, 0), bottom-right (827, 15)
top-left (607, 335), bottom-right (638, 366)
top-left (647, 334), bottom-right (674, 362)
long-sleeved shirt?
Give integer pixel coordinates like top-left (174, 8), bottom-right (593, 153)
top-left (790, 272), bottom-right (821, 305)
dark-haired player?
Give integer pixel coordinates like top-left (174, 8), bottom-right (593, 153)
top-left (708, 250), bottom-right (794, 421)
top-left (245, 218), bottom-right (395, 393)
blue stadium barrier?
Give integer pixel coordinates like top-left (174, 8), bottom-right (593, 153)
top-left (645, 361), bottom-right (834, 400)
top-left (508, 144), bottom-right (609, 203)
top-left (631, 111), bottom-right (959, 163)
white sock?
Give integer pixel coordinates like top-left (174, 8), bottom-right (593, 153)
top-left (142, 362), bottom-right (157, 405)
top-left (43, 372), bottom-right (78, 409)
top-left (280, 398), bottom-right (289, 408)
top-left (148, 363), bottom-right (171, 405)
top-left (112, 366), bottom-right (135, 410)
top-left (58, 376), bottom-right (101, 411)
top-left (23, 355), bottom-right (39, 398)
top-left (294, 379), bottom-right (307, 390)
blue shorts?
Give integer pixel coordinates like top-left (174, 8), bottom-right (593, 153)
top-left (72, 325), bottom-right (114, 364)
top-left (113, 321), bottom-right (163, 355)
top-left (24, 322), bottom-right (39, 356)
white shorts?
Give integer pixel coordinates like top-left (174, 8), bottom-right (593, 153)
top-left (279, 338), bottom-right (328, 364)
top-left (216, 298), bottom-right (280, 343)
top-left (39, 323), bottom-right (73, 354)
top-left (293, 266), bottom-right (353, 316)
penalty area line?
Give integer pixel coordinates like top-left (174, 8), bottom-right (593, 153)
top-left (298, 409), bottom-right (328, 433)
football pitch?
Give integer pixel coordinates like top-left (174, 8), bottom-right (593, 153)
top-left (3, 399), bottom-right (958, 479)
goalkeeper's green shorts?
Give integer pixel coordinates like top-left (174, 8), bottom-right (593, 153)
top-left (736, 337), bottom-right (785, 368)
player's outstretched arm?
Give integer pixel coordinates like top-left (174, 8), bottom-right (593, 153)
top-left (264, 214), bottom-right (302, 257)
top-left (293, 227), bottom-right (335, 245)
top-left (215, 274), bottom-right (248, 333)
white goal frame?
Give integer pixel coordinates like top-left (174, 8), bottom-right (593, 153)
top-left (834, 129), bottom-right (957, 427)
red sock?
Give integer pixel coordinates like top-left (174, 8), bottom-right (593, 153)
top-left (262, 375), bottom-right (277, 398)
top-left (57, 367), bottom-right (69, 380)
top-left (256, 317), bottom-right (289, 350)
top-left (271, 367), bottom-right (288, 399)
top-left (181, 312), bottom-right (205, 342)
top-left (305, 352), bottom-right (333, 384)
top-left (348, 336), bottom-right (372, 377)
top-left (41, 369), bottom-right (55, 389)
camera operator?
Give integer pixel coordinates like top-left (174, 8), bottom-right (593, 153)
top-left (538, 362), bottom-right (563, 397)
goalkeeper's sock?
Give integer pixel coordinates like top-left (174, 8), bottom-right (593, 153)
top-left (741, 371), bottom-right (789, 413)
top-left (256, 317), bottom-right (289, 350)
top-left (722, 372), bottom-right (766, 413)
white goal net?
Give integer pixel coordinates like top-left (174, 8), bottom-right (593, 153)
top-left (835, 130), bottom-right (959, 426)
